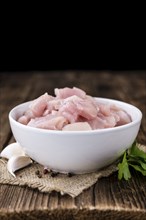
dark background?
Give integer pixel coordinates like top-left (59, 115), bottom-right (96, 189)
top-left (0, 43), bottom-right (145, 72)
top-left (1, 59), bottom-right (145, 72)
top-left (1, 11), bottom-right (145, 73)
top-left (1, 54), bottom-right (145, 72)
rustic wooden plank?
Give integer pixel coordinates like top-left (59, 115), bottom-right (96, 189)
top-left (0, 185), bottom-right (10, 209)
top-left (58, 194), bottom-right (76, 209)
top-left (75, 186), bottom-right (95, 208)
top-left (7, 186), bottom-right (25, 211)
top-left (48, 192), bottom-right (59, 209)
top-left (94, 171), bottom-right (146, 211)
top-left (35, 192), bottom-right (49, 209)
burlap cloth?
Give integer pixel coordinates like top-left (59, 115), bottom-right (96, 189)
top-left (0, 158), bottom-right (118, 197)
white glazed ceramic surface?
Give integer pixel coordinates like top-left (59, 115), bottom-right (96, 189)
top-left (9, 98), bottom-right (142, 174)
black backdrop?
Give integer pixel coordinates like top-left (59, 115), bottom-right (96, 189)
top-left (0, 48), bottom-right (145, 72)
top-left (1, 60), bottom-right (145, 72)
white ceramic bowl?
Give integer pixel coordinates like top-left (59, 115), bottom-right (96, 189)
top-left (9, 98), bottom-right (142, 174)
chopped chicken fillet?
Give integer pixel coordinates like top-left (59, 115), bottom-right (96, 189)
top-left (18, 87), bottom-right (132, 131)
top-left (62, 122), bottom-right (92, 131)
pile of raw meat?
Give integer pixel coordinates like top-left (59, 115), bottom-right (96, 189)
top-left (18, 87), bottom-right (131, 131)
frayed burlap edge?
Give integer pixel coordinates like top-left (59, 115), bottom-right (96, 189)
top-left (0, 159), bottom-right (118, 197)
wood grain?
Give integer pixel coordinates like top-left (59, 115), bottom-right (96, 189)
top-left (0, 71), bottom-right (146, 219)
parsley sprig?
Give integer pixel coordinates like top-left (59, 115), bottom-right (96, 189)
top-left (118, 142), bottom-right (146, 180)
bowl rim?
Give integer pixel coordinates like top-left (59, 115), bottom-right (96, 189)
top-left (9, 97), bottom-right (142, 135)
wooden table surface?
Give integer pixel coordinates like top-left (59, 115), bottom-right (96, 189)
top-left (0, 71), bottom-right (146, 220)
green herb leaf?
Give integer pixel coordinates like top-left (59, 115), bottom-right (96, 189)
top-left (129, 164), bottom-right (146, 176)
top-left (118, 141), bottom-right (146, 180)
top-left (129, 142), bottom-right (146, 160)
top-left (118, 152), bottom-right (131, 180)
top-left (128, 158), bottom-right (146, 170)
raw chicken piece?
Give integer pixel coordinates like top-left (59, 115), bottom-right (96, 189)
top-left (55, 87), bottom-right (86, 99)
top-left (18, 87), bottom-right (132, 130)
top-left (76, 99), bottom-right (98, 120)
top-left (18, 115), bottom-right (29, 125)
top-left (46, 98), bottom-right (62, 112)
top-left (29, 93), bottom-right (53, 117)
top-left (28, 114), bottom-right (68, 130)
top-left (97, 103), bottom-right (111, 116)
top-left (61, 111), bottom-right (79, 123)
top-left (103, 115), bottom-right (118, 128)
top-left (62, 122), bottom-right (92, 131)
top-left (87, 117), bottom-right (106, 129)
top-left (18, 93), bottom-right (54, 124)
top-left (116, 110), bottom-right (131, 126)
top-left (88, 114), bottom-right (118, 130)
top-left (59, 95), bottom-right (98, 121)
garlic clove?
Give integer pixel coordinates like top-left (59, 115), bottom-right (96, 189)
top-left (0, 142), bottom-right (25, 160)
top-left (7, 155), bottom-right (33, 177)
